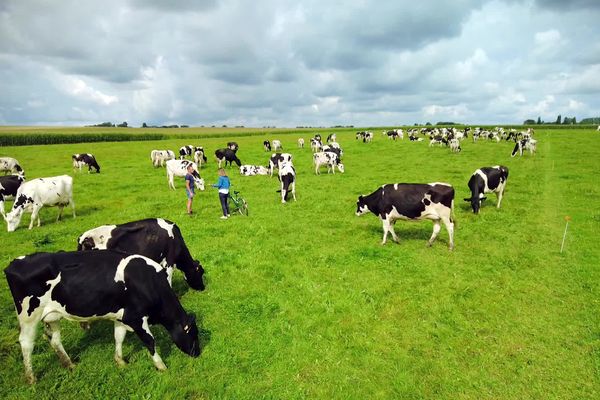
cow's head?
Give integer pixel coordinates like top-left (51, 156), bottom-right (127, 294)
top-left (169, 313), bottom-right (200, 358)
top-left (356, 195), bottom-right (369, 216)
top-left (463, 196), bottom-right (487, 214)
top-left (5, 194), bottom-right (29, 232)
top-left (77, 235), bottom-right (96, 251)
top-left (183, 259), bottom-right (206, 291)
top-left (337, 163), bottom-right (345, 173)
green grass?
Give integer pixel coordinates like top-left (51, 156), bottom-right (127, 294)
top-left (0, 128), bottom-right (599, 399)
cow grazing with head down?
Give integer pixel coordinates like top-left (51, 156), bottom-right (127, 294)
top-left (263, 140), bottom-right (271, 152)
top-left (464, 166), bottom-right (509, 214)
top-left (313, 152), bottom-right (344, 174)
top-left (356, 182), bottom-right (455, 249)
top-left (278, 161), bottom-right (296, 203)
top-left (240, 165), bottom-right (269, 176)
top-left (77, 218), bottom-right (206, 290)
top-left (269, 153), bottom-right (293, 177)
top-left (5, 250), bottom-right (200, 384)
top-left (511, 138), bottom-right (537, 157)
top-left (214, 148), bottom-right (242, 168)
top-left (5, 175), bottom-right (75, 232)
top-left (0, 157), bottom-right (23, 175)
top-left (0, 174), bottom-right (25, 216)
top-left (72, 154), bottom-right (100, 173)
top-left (166, 160), bottom-right (205, 190)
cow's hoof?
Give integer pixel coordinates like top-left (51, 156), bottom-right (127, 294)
top-left (427, 242), bottom-right (433, 247)
top-left (25, 373), bottom-right (36, 385)
top-left (114, 356), bottom-right (127, 367)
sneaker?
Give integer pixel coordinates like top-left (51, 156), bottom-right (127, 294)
top-left (220, 216), bottom-right (228, 220)
top-left (227, 214), bottom-right (231, 217)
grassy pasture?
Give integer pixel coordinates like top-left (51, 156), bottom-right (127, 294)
top-left (0, 128), bottom-right (599, 399)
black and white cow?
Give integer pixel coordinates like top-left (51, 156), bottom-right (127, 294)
top-left (297, 138), bottom-right (305, 148)
top-left (227, 142), bottom-right (239, 151)
top-left (314, 134), bottom-right (322, 142)
top-left (278, 161), bottom-right (296, 203)
top-left (449, 138), bottom-right (462, 153)
top-left (313, 152), bottom-right (344, 174)
top-left (269, 153), bottom-right (293, 177)
top-left (240, 165), bottom-right (269, 176)
top-left (511, 138), bottom-right (537, 157)
top-left (72, 154), bottom-right (100, 173)
top-left (356, 131), bottom-right (373, 142)
top-left (356, 182), bottom-right (455, 249)
top-left (77, 218), bottom-right (206, 291)
top-left (0, 157), bottom-right (23, 175)
top-left (214, 148), bottom-right (242, 168)
top-left (272, 140), bottom-right (283, 151)
top-left (5, 175), bottom-right (75, 232)
top-left (166, 159), bottom-right (205, 190)
top-left (322, 144), bottom-right (343, 159)
top-left (193, 147), bottom-right (207, 167)
top-left (151, 150), bottom-right (175, 167)
top-left (310, 138), bottom-right (323, 152)
top-left (179, 145), bottom-right (195, 160)
top-left (464, 166), bottom-right (509, 214)
top-left (326, 133), bottom-right (336, 143)
top-left (263, 140), bottom-right (271, 152)
top-left (0, 174), bottom-right (25, 216)
top-left (4, 250), bottom-right (200, 384)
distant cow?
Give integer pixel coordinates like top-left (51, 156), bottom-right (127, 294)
top-left (193, 148), bottom-right (207, 167)
top-left (313, 152), bottom-right (344, 174)
top-left (449, 138), bottom-right (461, 153)
top-left (166, 159), bottom-right (205, 190)
top-left (0, 174), bottom-right (25, 216)
top-left (263, 140), bottom-right (271, 152)
top-left (4, 175), bottom-right (75, 232)
top-left (269, 153), bottom-right (293, 177)
top-left (0, 157), bottom-right (23, 175)
top-left (310, 138), bottom-right (323, 152)
top-left (214, 148), bottom-right (242, 168)
top-left (326, 133), bottom-right (336, 143)
top-left (272, 140), bottom-right (283, 151)
top-left (72, 153), bottom-right (100, 173)
top-left (227, 142), bottom-right (239, 151)
top-left (179, 145), bottom-right (195, 159)
top-left (278, 161), bottom-right (296, 203)
top-left (5, 250), bottom-right (200, 384)
top-left (356, 131), bottom-right (373, 142)
top-left (240, 165), bottom-right (269, 176)
top-left (297, 138), bottom-right (305, 148)
top-left (151, 150), bottom-right (175, 167)
top-left (77, 218), bottom-right (206, 290)
top-left (511, 138), bottom-right (537, 157)
top-left (464, 166), bottom-right (509, 214)
top-left (356, 182), bottom-right (455, 249)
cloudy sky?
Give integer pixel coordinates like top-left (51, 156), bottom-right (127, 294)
top-left (0, 0), bottom-right (599, 127)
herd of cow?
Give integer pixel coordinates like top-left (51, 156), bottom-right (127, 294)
top-left (1, 126), bottom-right (533, 384)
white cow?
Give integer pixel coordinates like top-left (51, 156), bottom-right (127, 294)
top-left (298, 138), bottom-right (305, 148)
top-left (240, 165), bottom-right (269, 176)
top-left (151, 150), bottom-right (175, 167)
top-left (313, 152), bottom-right (344, 174)
top-left (0, 157), bottom-right (23, 175)
top-left (4, 175), bottom-right (75, 232)
top-left (272, 140), bottom-right (283, 151)
top-left (166, 160), bottom-right (205, 190)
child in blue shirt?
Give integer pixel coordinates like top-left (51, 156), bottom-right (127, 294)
top-left (212, 168), bottom-right (231, 219)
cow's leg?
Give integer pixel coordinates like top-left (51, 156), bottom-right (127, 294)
top-left (19, 318), bottom-right (39, 384)
top-left (291, 181), bottom-right (296, 201)
top-left (387, 220), bottom-right (399, 243)
top-left (125, 316), bottom-right (166, 371)
top-left (381, 219), bottom-right (390, 245)
top-left (56, 205), bottom-right (64, 221)
top-left (428, 221), bottom-right (441, 247)
top-left (114, 321), bottom-right (128, 366)
top-left (70, 199), bottom-right (76, 218)
top-left (441, 216), bottom-right (455, 250)
top-left (44, 321), bottom-right (74, 369)
top-left (496, 185), bottom-right (505, 209)
top-left (0, 198), bottom-right (4, 216)
top-left (29, 205), bottom-right (41, 229)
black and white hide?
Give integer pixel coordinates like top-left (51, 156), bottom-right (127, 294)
top-left (4, 175), bottom-right (75, 232)
top-left (277, 161), bottom-right (296, 203)
top-left (214, 148), bottom-right (242, 168)
top-left (4, 250), bottom-right (200, 384)
top-left (313, 152), bottom-right (344, 174)
top-left (464, 166), bottom-right (509, 214)
top-left (263, 140), bottom-right (271, 152)
top-left (326, 133), bottom-right (336, 143)
top-left (193, 148), bottom-right (207, 167)
top-left (77, 218), bottom-right (206, 291)
top-left (151, 150), bottom-right (175, 167)
top-left (272, 140), bottom-right (283, 151)
top-left (310, 138), bottom-right (323, 152)
top-left (0, 157), bottom-right (23, 175)
top-left (165, 160), bottom-right (205, 190)
top-left (449, 138), bottom-right (461, 153)
top-left (511, 139), bottom-right (537, 157)
top-left (0, 174), bottom-right (25, 216)
top-left (240, 165), bottom-right (269, 176)
top-left (227, 142), bottom-right (239, 151)
top-left (356, 182), bottom-right (455, 249)
top-left (179, 145), bottom-right (195, 159)
top-left (72, 153), bottom-right (100, 173)
top-left (269, 153), bottom-right (293, 177)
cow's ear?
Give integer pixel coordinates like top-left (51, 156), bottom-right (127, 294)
top-left (358, 195), bottom-right (363, 200)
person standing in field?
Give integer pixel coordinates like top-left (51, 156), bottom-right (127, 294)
top-left (185, 164), bottom-right (196, 215)
top-left (212, 168), bottom-right (231, 219)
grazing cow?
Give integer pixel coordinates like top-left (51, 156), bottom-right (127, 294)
top-left (179, 145), bottom-right (195, 160)
top-left (263, 140), bottom-right (271, 152)
top-left (5, 250), bottom-right (200, 384)
top-left (449, 138), bottom-right (462, 153)
top-left (166, 160), bottom-right (205, 190)
top-left (240, 165), bottom-right (269, 176)
top-left (151, 150), bottom-right (175, 167)
top-left (77, 218), bottom-right (206, 290)
top-left (0, 174), bottom-right (25, 216)
top-left (193, 148), bottom-right (207, 167)
top-left (298, 138), bottom-right (305, 148)
top-left (314, 134), bottom-right (322, 142)
top-left (322, 144), bottom-right (343, 159)
top-left (4, 175), bottom-right (75, 232)
top-left (310, 138), bottom-right (323, 152)
top-left (0, 157), bottom-right (23, 175)
top-left (356, 131), bottom-right (373, 142)
top-left (464, 166), bottom-right (509, 214)
top-left (355, 183), bottom-right (455, 249)
top-left (272, 140), bottom-right (283, 151)
top-left (269, 153), bottom-right (293, 177)
top-left (313, 152), bottom-right (344, 174)
top-left (429, 136), bottom-right (448, 147)
top-left (72, 154), bottom-right (100, 173)
top-left (214, 148), bottom-right (242, 168)
top-left (326, 133), bottom-right (337, 143)
top-left (227, 142), bottom-right (239, 151)
top-left (511, 138), bottom-right (537, 157)
top-left (278, 161), bottom-right (296, 203)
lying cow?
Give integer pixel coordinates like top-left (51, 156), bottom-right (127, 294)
top-left (278, 161), bottom-right (296, 203)
top-left (5, 175), bottom-right (75, 232)
top-left (5, 250), bottom-right (200, 384)
top-left (214, 148), bottom-right (242, 168)
top-left (313, 152), bottom-right (344, 174)
top-left (356, 182), bottom-right (455, 249)
top-left (72, 153), bottom-right (100, 173)
top-left (464, 166), bottom-right (509, 214)
top-left (269, 153), bottom-right (293, 177)
top-left (166, 160), bottom-right (205, 190)
top-left (77, 218), bottom-right (206, 290)
top-left (151, 150), bottom-right (175, 167)
top-left (240, 165), bottom-right (269, 176)
top-left (0, 157), bottom-right (23, 175)
top-left (0, 174), bottom-right (25, 216)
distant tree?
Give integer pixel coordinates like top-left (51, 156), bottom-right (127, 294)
top-left (537, 116), bottom-right (542, 124)
top-left (523, 119), bottom-right (536, 125)
top-left (555, 114), bottom-right (561, 124)
top-left (572, 116), bottom-right (576, 124)
top-left (425, 122), bottom-right (432, 126)
top-left (117, 121), bottom-right (128, 128)
top-left (142, 122), bottom-right (148, 128)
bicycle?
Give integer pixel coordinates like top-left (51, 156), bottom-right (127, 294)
top-left (228, 190), bottom-right (249, 216)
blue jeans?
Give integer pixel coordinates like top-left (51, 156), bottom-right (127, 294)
top-left (219, 192), bottom-right (229, 216)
